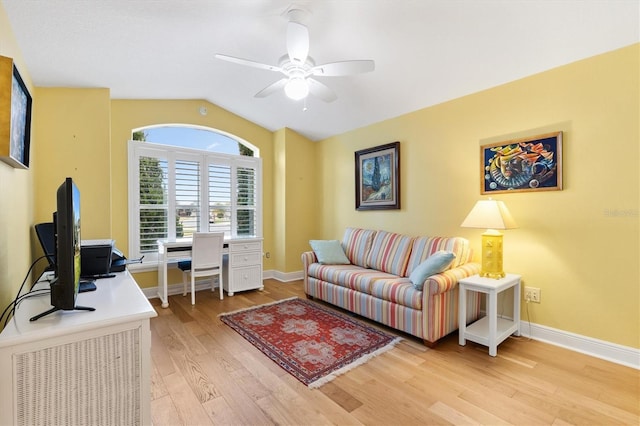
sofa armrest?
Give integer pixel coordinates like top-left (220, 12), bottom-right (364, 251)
top-left (424, 262), bottom-right (481, 295)
top-left (301, 251), bottom-right (318, 288)
top-left (301, 251), bottom-right (318, 269)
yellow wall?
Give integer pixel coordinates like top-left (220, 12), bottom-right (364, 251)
top-left (0, 6), bottom-right (35, 314)
top-left (33, 88), bottom-right (112, 239)
top-left (317, 44), bottom-right (639, 348)
top-left (273, 129), bottom-right (286, 271)
top-left (272, 128), bottom-right (317, 273)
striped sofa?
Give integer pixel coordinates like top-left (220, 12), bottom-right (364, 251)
top-left (302, 227), bottom-right (482, 346)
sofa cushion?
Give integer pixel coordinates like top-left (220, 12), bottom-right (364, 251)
top-left (369, 277), bottom-right (422, 310)
top-left (409, 251), bottom-right (456, 289)
top-left (366, 230), bottom-right (414, 277)
top-left (309, 240), bottom-right (351, 264)
top-left (308, 263), bottom-right (385, 294)
top-left (307, 263), bottom-right (422, 310)
top-left (406, 236), bottom-right (471, 275)
top-left (341, 227), bottom-right (376, 267)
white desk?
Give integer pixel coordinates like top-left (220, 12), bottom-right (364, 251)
top-left (458, 273), bottom-right (521, 356)
top-left (0, 270), bottom-right (157, 425)
top-left (157, 236), bottom-right (263, 308)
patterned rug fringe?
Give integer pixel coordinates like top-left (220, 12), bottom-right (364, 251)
top-left (307, 336), bottom-right (402, 389)
top-left (217, 296), bottom-right (298, 318)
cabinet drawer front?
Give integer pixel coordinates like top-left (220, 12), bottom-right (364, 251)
top-left (230, 241), bottom-right (262, 253)
top-left (230, 251), bottom-right (262, 267)
top-left (232, 266), bottom-right (262, 291)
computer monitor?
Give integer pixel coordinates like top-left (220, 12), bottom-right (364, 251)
top-left (30, 178), bottom-right (95, 321)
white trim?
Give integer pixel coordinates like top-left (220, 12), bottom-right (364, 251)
top-left (261, 269), bottom-right (275, 280)
top-left (519, 321), bottom-right (640, 370)
top-left (268, 269), bottom-right (304, 282)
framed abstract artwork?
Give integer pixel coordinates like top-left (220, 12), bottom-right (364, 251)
top-left (0, 55), bottom-right (32, 169)
top-left (355, 141), bottom-right (400, 210)
top-left (481, 132), bottom-right (562, 194)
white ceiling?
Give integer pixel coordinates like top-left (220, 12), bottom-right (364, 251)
top-left (2, 0), bottom-right (638, 141)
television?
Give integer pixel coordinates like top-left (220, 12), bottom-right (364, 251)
top-left (30, 178), bottom-right (94, 321)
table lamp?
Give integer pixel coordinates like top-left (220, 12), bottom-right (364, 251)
top-left (461, 199), bottom-right (517, 279)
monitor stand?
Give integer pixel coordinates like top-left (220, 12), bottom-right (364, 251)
top-left (29, 305), bottom-right (95, 322)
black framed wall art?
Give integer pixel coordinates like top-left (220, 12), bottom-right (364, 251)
top-left (355, 141), bottom-right (400, 210)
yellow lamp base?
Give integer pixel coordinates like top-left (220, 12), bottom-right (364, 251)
top-left (480, 230), bottom-right (505, 279)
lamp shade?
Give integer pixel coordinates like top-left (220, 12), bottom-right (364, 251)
top-left (460, 199), bottom-right (518, 230)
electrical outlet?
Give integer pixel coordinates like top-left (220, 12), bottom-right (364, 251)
top-left (524, 286), bottom-right (541, 303)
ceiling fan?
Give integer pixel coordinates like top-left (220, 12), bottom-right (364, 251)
top-left (215, 8), bottom-right (375, 102)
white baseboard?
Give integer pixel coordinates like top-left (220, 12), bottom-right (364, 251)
top-left (519, 321), bottom-right (639, 370)
top-left (266, 269), bottom-right (303, 282)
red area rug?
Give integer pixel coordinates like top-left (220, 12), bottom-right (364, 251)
top-left (219, 297), bottom-right (401, 388)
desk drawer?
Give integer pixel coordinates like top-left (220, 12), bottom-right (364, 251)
top-left (230, 251), bottom-right (262, 267)
top-left (231, 266), bottom-right (262, 292)
top-left (230, 241), bottom-right (262, 253)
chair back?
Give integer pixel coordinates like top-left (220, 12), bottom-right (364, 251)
top-left (191, 232), bottom-right (225, 271)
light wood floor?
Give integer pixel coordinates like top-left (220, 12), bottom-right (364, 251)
top-left (149, 279), bottom-right (639, 425)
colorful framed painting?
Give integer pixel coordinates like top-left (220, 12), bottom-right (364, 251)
top-left (355, 141), bottom-right (400, 210)
top-left (481, 132), bottom-right (562, 194)
top-left (0, 55), bottom-right (32, 169)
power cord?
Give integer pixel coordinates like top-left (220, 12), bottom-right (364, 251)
top-left (1, 255), bottom-right (48, 328)
top-left (524, 296), bottom-right (533, 340)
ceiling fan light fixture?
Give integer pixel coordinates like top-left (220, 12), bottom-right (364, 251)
top-left (284, 77), bottom-right (309, 100)
top-left (284, 77), bottom-right (309, 101)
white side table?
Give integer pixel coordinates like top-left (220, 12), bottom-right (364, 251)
top-left (458, 273), bottom-right (521, 356)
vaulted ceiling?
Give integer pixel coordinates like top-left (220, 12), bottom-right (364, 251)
top-left (2, 0), bottom-right (638, 141)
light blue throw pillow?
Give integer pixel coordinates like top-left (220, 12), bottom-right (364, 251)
top-left (309, 240), bottom-right (351, 265)
top-left (409, 251), bottom-right (456, 289)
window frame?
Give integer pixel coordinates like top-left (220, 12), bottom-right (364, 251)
top-left (127, 140), bottom-right (262, 265)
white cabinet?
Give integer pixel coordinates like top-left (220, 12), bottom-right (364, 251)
top-left (225, 239), bottom-right (264, 296)
top-left (0, 271), bottom-right (157, 425)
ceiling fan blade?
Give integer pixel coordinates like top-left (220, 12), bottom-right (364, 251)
top-left (215, 54), bottom-right (281, 72)
top-left (255, 78), bottom-right (288, 98)
top-left (286, 21), bottom-right (309, 64)
top-left (311, 60), bottom-right (375, 76)
top-left (307, 78), bottom-right (337, 102)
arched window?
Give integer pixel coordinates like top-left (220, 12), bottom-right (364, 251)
top-left (133, 125), bottom-right (258, 156)
top-left (127, 125), bottom-right (262, 264)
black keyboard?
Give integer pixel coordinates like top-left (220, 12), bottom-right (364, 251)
top-left (79, 280), bottom-right (97, 293)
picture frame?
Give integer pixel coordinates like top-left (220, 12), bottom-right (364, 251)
top-left (0, 55), bottom-right (32, 169)
top-left (355, 141), bottom-right (400, 210)
top-left (481, 131), bottom-right (562, 194)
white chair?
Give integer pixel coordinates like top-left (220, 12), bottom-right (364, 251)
top-left (177, 232), bottom-right (225, 304)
